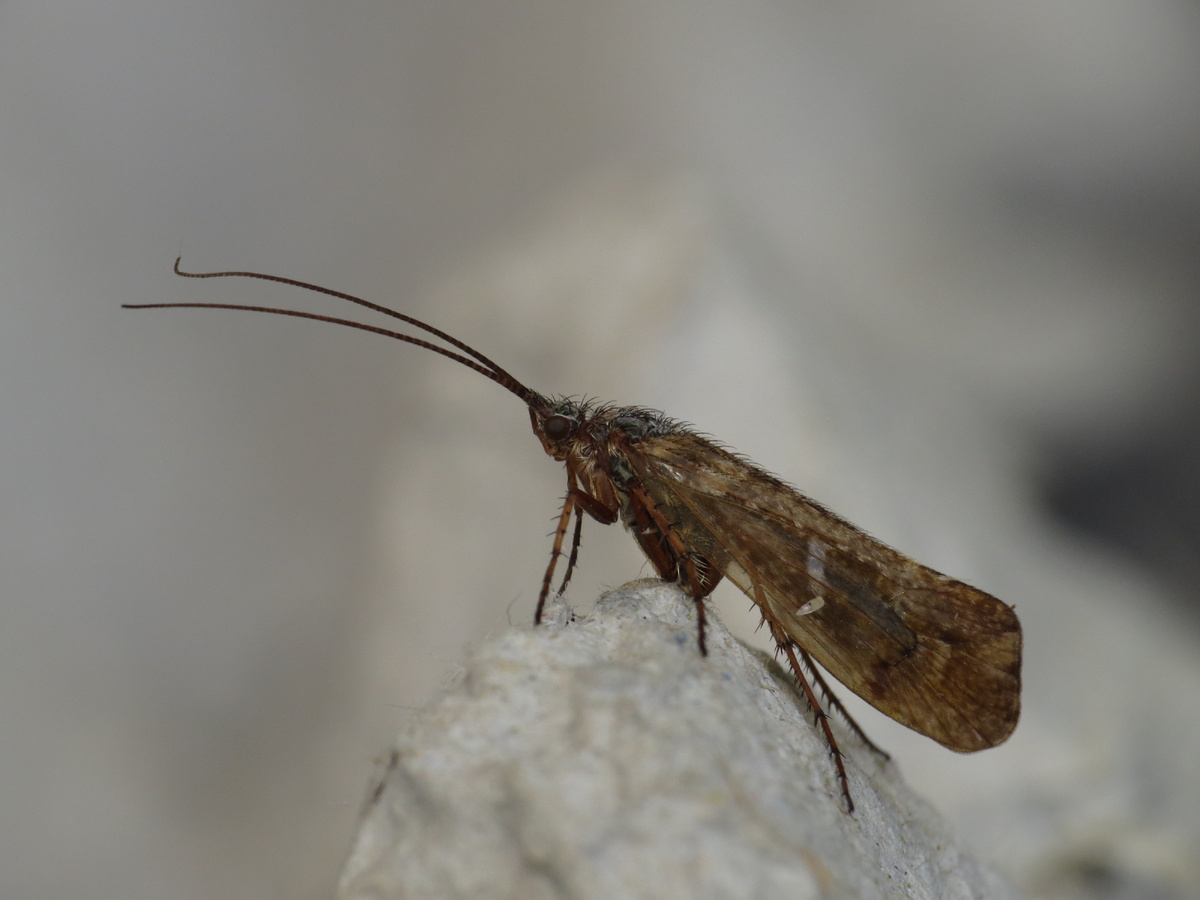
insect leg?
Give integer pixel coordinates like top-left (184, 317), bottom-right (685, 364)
top-left (567, 487), bottom-right (619, 524)
top-left (752, 581), bottom-right (853, 812)
top-left (625, 487), bottom-right (680, 580)
top-left (796, 646), bottom-right (890, 761)
top-left (554, 480), bottom-right (619, 598)
top-left (535, 482), bottom-right (577, 625)
top-left (778, 637), bottom-right (854, 813)
top-left (554, 506), bottom-right (585, 598)
top-left (692, 589), bottom-right (708, 656)
top-left (627, 484), bottom-right (720, 656)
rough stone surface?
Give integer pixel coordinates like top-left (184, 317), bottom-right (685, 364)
top-left (336, 580), bottom-right (1019, 900)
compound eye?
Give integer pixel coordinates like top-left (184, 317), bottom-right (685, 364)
top-left (543, 414), bottom-right (574, 441)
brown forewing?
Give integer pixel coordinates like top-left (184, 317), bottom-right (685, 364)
top-left (622, 430), bottom-right (1021, 752)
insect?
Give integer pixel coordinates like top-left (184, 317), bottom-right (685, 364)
top-left (126, 259), bottom-right (1022, 812)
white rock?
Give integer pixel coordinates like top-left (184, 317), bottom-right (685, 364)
top-left (337, 580), bottom-right (1018, 900)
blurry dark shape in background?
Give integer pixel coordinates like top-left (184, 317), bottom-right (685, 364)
top-left (1023, 176), bottom-right (1200, 622)
top-left (1044, 409), bottom-right (1200, 623)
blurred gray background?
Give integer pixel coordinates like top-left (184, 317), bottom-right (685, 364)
top-left (4, 3), bottom-right (1200, 898)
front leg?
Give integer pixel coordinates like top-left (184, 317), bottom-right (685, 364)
top-left (534, 474), bottom-right (620, 624)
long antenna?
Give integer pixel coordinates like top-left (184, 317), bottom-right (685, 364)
top-left (123, 258), bottom-right (543, 406)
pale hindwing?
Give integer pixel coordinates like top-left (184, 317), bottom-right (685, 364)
top-left (628, 432), bottom-right (1021, 752)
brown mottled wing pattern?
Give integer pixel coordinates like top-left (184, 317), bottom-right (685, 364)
top-left (623, 431), bottom-right (1021, 752)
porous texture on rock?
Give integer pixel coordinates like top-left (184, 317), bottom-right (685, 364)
top-left (336, 580), bottom-right (1019, 900)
